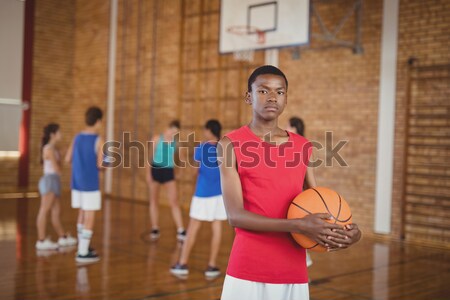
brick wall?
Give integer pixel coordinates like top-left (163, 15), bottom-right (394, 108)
top-left (278, 0), bottom-right (383, 235)
top-left (392, 0), bottom-right (450, 239)
top-left (24, 0), bottom-right (108, 194)
top-left (0, 158), bottom-right (19, 189)
top-left (10, 0), bottom-right (448, 240)
top-left (72, 0), bottom-right (109, 191)
top-left (28, 0), bottom-right (75, 190)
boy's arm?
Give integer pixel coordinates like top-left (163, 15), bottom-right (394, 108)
top-left (65, 138), bottom-right (75, 164)
top-left (218, 137), bottom-right (348, 249)
top-left (96, 136), bottom-right (105, 169)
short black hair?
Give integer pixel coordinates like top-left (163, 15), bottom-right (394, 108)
top-left (169, 120), bottom-right (180, 129)
top-left (247, 65), bottom-right (288, 92)
top-left (205, 119), bottom-right (222, 139)
top-left (85, 106), bottom-right (103, 126)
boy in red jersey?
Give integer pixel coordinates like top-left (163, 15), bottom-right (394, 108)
top-left (218, 65), bottom-right (361, 300)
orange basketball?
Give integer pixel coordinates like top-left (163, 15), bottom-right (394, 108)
top-left (287, 187), bottom-right (352, 252)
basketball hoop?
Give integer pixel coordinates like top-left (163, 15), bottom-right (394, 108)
top-left (227, 25), bottom-right (266, 44)
top-left (227, 25), bottom-right (266, 62)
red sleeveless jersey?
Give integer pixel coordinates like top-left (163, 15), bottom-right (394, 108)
top-left (224, 125), bottom-right (312, 284)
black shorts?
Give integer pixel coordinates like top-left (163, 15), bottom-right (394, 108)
top-left (151, 165), bottom-right (175, 184)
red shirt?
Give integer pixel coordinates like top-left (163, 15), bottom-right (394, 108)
top-left (224, 125), bottom-right (312, 284)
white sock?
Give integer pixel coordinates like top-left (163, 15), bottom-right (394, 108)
top-left (77, 223), bottom-right (84, 242)
top-left (78, 229), bottom-right (92, 256)
top-left (177, 228), bottom-right (185, 233)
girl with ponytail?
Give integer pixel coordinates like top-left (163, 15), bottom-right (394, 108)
top-left (171, 120), bottom-right (226, 278)
top-left (36, 123), bottom-right (77, 251)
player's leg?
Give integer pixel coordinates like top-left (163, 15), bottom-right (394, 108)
top-left (83, 210), bottom-right (95, 231)
top-left (76, 210), bottom-right (84, 242)
top-left (170, 218), bottom-right (201, 276)
top-left (205, 220), bottom-right (222, 277)
top-left (77, 210), bottom-right (97, 260)
top-left (148, 178), bottom-right (161, 240)
top-left (50, 197), bottom-right (64, 236)
top-left (51, 198), bottom-right (77, 247)
top-left (180, 218), bottom-right (201, 264)
top-left (209, 220), bottom-right (222, 267)
top-left (205, 195), bottom-right (227, 277)
top-left (76, 191), bottom-right (101, 263)
top-left (72, 190), bottom-right (84, 242)
top-left (36, 192), bottom-right (58, 250)
top-left (166, 180), bottom-right (185, 240)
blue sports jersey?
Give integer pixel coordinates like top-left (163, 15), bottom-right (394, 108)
top-left (71, 133), bottom-right (99, 191)
top-left (194, 142), bottom-right (222, 197)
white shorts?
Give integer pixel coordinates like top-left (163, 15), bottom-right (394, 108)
top-left (71, 190), bottom-right (102, 211)
top-left (189, 195), bottom-right (227, 221)
top-left (221, 275), bottom-right (309, 300)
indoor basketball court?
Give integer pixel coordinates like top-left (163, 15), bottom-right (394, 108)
top-left (0, 0), bottom-right (449, 299)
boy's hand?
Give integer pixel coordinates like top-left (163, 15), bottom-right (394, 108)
top-left (326, 223), bottom-right (361, 252)
top-left (297, 213), bottom-right (348, 249)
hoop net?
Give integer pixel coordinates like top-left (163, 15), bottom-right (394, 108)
top-left (233, 50), bottom-right (255, 62)
top-left (227, 25), bottom-right (265, 62)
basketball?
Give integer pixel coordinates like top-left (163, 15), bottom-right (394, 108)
top-left (287, 187), bottom-right (353, 252)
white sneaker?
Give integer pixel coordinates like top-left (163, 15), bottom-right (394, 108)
top-left (177, 230), bottom-right (187, 242)
top-left (58, 235), bottom-right (77, 247)
top-left (36, 239), bottom-right (59, 250)
top-left (150, 229), bottom-right (160, 241)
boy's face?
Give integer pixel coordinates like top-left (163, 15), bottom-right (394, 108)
top-left (246, 74), bottom-right (287, 121)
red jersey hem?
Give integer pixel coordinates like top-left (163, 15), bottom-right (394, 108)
top-left (226, 270), bottom-right (309, 284)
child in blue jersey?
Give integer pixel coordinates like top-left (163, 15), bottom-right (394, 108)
top-left (65, 106), bottom-right (104, 263)
top-left (170, 120), bottom-right (226, 278)
top-left (146, 120), bottom-right (186, 242)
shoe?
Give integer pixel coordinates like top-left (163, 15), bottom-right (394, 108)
top-left (170, 263), bottom-right (189, 276)
top-left (74, 248), bottom-right (97, 257)
top-left (177, 230), bottom-right (187, 242)
top-left (58, 235), bottom-right (77, 247)
top-left (36, 239), bottom-right (59, 250)
top-left (150, 229), bottom-right (160, 241)
top-left (204, 266), bottom-right (220, 278)
top-left (76, 251), bottom-right (100, 263)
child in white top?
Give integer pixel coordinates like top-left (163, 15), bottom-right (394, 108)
top-left (36, 123), bottom-right (76, 250)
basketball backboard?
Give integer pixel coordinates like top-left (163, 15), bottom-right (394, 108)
top-left (219, 0), bottom-right (310, 53)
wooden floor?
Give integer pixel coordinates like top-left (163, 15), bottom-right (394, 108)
top-left (0, 193), bottom-right (449, 300)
